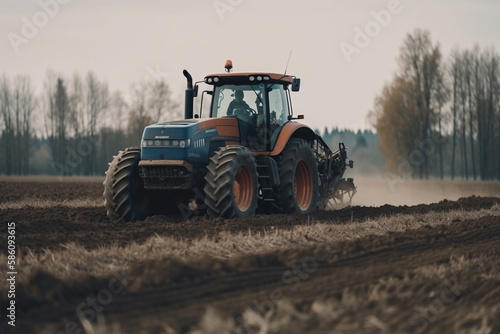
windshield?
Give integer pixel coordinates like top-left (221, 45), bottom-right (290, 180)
top-left (210, 83), bottom-right (290, 151)
top-left (211, 84), bottom-right (265, 118)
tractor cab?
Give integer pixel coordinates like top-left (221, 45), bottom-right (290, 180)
top-left (203, 69), bottom-right (300, 152)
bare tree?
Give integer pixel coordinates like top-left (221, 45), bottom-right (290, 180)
top-left (373, 29), bottom-right (445, 179)
top-left (465, 49), bottom-right (478, 180)
top-left (447, 46), bottom-right (500, 180)
top-left (372, 77), bottom-right (419, 174)
top-left (471, 48), bottom-right (500, 180)
top-left (42, 71), bottom-right (70, 176)
top-left (497, 80), bottom-right (500, 180)
top-left (448, 49), bottom-right (460, 180)
top-left (432, 67), bottom-right (450, 179)
top-left (457, 52), bottom-right (469, 180)
top-left (84, 72), bottom-right (109, 174)
top-left (86, 72), bottom-right (109, 138)
top-left (127, 81), bottom-right (150, 139)
top-left (12, 76), bottom-right (36, 174)
top-left (0, 69), bottom-right (183, 176)
top-left (55, 78), bottom-right (69, 170)
top-left (126, 79), bottom-right (179, 140)
top-left (68, 73), bottom-right (84, 139)
top-left (152, 79), bottom-right (181, 123)
top-left (0, 75), bottom-right (14, 174)
top-left (108, 91), bottom-right (128, 132)
top-left (0, 75), bottom-right (36, 175)
top-left (482, 48), bottom-right (500, 179)
top-left (397, 29), bottom-right (444, 178)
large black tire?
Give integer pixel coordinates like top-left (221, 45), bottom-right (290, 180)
top-left (204, 146), bottom-right (259, 218)
top-left (275, 138), bottom-right (319, 214)
top-left (103, 147), bottom-right (152, 222)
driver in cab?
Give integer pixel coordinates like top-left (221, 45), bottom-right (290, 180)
top-left (227, 90), bottom-right (250, 116)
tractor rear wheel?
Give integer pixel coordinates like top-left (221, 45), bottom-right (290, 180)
top-left (275, 138), bottom-right (319, 214)
top-left (204, 146), bottom-right (259, 218)
top-left (103, 147), bottom-right (152, 222)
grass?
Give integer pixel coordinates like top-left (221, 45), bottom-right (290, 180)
top-left (2, 178), bottom-right (499, 333)
top-left (188, 255), bottom-right (499, 334)
top-left (0, 197), bottom-right (102, 209)
top-left (32, 253), bottom-right (500, 334)
top-left (2, 204), bottom-right (499, 292)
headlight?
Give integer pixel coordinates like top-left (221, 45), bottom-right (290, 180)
top-left (142, 139), bottom-right (190, 148)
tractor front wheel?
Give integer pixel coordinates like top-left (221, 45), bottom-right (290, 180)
top-left (276, 138), bottom-right (319, 214)
top-left (204, 146), bottom-right (259, 218)
top-left (103, 147), bottom-right (152, 222)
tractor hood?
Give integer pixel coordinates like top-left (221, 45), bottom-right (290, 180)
top-left (141, 118), bottom-right (240, 163)
top-left (142, 120), bottom-right (199, 141)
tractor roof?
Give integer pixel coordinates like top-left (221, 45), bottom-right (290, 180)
top-left (204, 72), bottom-right (294, 86)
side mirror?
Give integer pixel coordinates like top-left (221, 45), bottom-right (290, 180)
top-left (193, 84), bottom-right (199, 97)
top-left (292, 78), bottom-right (301, 92)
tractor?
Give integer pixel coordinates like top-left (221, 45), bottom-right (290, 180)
top-left (103, 60), bottom-right (356, 221)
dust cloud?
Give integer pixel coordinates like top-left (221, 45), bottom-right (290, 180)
top-left (350, 177), bottom-right (500, 207)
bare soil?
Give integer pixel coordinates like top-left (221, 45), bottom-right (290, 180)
top-left (1, 177), bottom-right (499, 334)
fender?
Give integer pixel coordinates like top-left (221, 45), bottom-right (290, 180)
top-left (253, 122), bottom-right (317, 156)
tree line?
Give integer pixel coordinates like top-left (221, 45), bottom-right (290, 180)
top-left (0, 71), bottom-right (180, 176)
top-left (3, 28), bottom-right (499, 180)
top-left (371, 28), bottom-right (500, 181)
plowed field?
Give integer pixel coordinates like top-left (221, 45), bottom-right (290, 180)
top-left (1, 177), bottom-right (499, 334)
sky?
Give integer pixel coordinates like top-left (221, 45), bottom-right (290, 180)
top-left (1, 0), bottom-right (499, 132)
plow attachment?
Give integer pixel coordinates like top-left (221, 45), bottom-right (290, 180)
top-left (314, 137), bottom-right (357, 209)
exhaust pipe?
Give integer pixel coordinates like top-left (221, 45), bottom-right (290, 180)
top-left (183, 69), bottom-right (194, 119)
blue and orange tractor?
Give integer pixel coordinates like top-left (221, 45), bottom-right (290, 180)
top-left (103, 61), bottom-right (356, 221)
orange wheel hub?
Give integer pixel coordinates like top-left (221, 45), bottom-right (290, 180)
top-left (233, 165), bottom-right (253, 212)
top-left (294, 160), bottom-right (313, 211)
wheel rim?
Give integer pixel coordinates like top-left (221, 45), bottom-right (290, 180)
top-left (233, 165), bottom-right (253, 212)
top-left (294, 160), bottom-right (313, 211)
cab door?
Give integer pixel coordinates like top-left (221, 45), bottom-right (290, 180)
top-left (265, 84), bottom-right (289, 150)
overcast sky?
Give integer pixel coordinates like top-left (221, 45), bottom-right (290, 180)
top-left (1, 0), bottom-right (499, 131)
